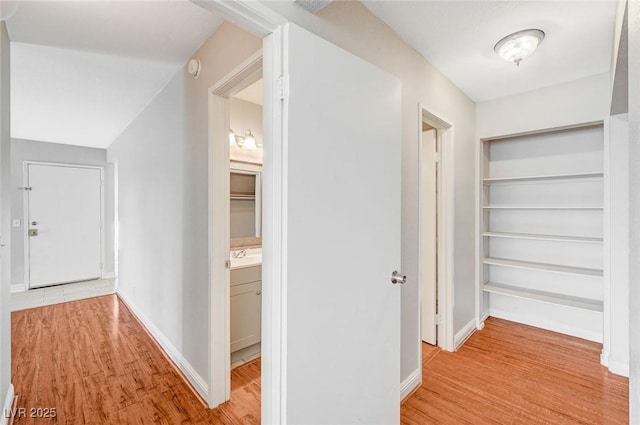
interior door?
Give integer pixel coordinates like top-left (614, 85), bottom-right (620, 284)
top-left (421, 129), bottom-right (437, 345)
top-left (282, 23), bottom-right (402, 424)
top-left (27, 164), bottom-right (102, 288)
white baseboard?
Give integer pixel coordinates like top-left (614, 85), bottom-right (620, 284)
top-left (489, 308), bottom-right (602, 343)
top-left (116, 290), bottom-right (209, 401)
top-left (102, 272), bottom-right (117, 279)
top-left (608, 359), bottom-right (630, 377)
top-left (1, 384), bottom-right (15, 425)
top-left (601, 350), bottom-right (630, 377)
top-left (10, 284), bottom-right (25, 293)
top-left (400, 367), bottom-right (421, 401)
top-left (454, 318), bottom-right (477, 350)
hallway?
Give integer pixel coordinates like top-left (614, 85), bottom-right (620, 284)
top-left (11, 296), bottom-right (628, 424)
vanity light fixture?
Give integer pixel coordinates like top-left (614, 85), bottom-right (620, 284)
top-left (494, 29), bottom-right (545, 67)
top-left (229, 129), bottom-right (262, 150)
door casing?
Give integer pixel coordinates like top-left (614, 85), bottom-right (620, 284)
top-left (418, 106), bottom-right (456, 353)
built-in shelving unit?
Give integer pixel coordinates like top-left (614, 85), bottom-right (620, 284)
top-left (479, 123), bottom-right (605, 341)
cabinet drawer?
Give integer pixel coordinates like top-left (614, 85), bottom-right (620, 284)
top-left (230, 265), bottom-right (262, 286)
top-left (230, 281), bottom-right (262, 353)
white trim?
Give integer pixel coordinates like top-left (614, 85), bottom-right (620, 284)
top-left (117, 290), bottom-right (209, 400)
top-left (192, 0), bottom-right (286, 38)
top-left (477, 311), bottom-right (489, 329)
top-left (489, 307), bottom-right (603, 343)
top-left (608, 359), bottom-right (630, 377)
top-left (602, 117), bottom-right (611, 368)
top-left (262, 28), bottom-right (286, 424)
top-left (10, 283), bottom-right (25, 293)
top-left (400, 368), bottom-right (421, 401)
top-left (102, 272), bottom-right (117, 279)
top-left (454, 318), bottom-right (477, 350)
top-left (418, 105), bottom-right (455, 353)
top-left (208, 49), bottom-right (263, 409)
top-left (1, 384), bottom-right (15, 425)
top-left (22, 161), bottom-right (105, 289)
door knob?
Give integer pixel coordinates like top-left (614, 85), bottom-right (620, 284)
top-left (390, 270), bottom-right (406, 285)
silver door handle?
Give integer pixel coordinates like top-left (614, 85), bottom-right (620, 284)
top-left (390, 271), bottom-right (406, 285)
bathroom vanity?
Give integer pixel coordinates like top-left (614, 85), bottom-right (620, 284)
top-left (230, 249), bottom-right (262, 359)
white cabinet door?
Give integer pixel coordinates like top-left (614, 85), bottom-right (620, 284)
top-left (28, 164), bottom-right (102, 288)
top-left (230, 280), bottom-right (262, 353)
top-left (278, 23), bottom-right (402, 424)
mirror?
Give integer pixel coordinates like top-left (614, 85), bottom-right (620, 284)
top-left (230, 165), bottom-right (261, 246)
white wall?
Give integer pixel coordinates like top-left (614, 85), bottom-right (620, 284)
top-left (477, 73), bottom-right (611, 139)
top-left (0, 21), bottom-right (11, 412)
top-left (627, 0), bottom-right (640, 421)
top-left (10, 138), bottom-right (116, 287)
top-left (107, 22), bottom-right (261, 399)
top-left (262, 0), bottom-right (477, 382)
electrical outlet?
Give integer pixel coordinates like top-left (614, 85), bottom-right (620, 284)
top-left (12, 219), bottom-right (20, 228)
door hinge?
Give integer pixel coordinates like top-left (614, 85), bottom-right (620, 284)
top-left (225, 260), bottom-right (231, 269)
top-left (278, 75), bottom-right (289, 101)
top-left (434, 153), bottom-right (441, 163)
top-left (435, 314), bottom-right (442, 325)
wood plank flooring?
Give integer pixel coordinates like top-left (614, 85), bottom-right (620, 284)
top-left (12, 296), bottom-right (628, 424)
top-left (11, 295), bottom-right (259, 424)
top-left (402, 318), bottom-right (629, 424)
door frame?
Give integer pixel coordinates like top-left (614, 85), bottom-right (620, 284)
top-left (207, 49), bottom-right (262, 408)
top-left (418, 106), bottom-right (455, 352)
top-left (196, 2), bottom-right (286, 421)
top-left (22, 161), bottom-right (105, 289)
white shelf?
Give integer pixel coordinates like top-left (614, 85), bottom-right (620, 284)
top-left (483, 282), bottom-right (603, 312)
top-left (483, 205), bottom-right (603, 210)
top-left (483, 171), bottom-right (603, 184)
top-left (483, 232), bottom-right (603, 244)
top-left (483, 257), bottom-right (603, 277)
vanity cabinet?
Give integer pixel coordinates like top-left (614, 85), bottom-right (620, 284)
top-left (230, 265), bottom-right (262, 353)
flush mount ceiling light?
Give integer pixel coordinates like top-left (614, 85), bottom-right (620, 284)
top-left (494, 29), bottom-right (545, 67)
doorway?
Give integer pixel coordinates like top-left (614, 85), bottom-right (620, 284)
top-left (420, 123), bottom-right (438, 345)
top-left (419, 107), bottom-right (455, 352)
top-left (208, 50), bottom-right (263, 408)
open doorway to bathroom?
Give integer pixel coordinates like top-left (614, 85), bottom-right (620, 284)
top-left (229, 79), bottom-right (263, 368)
top-left (207, 50), bottom-right (263, 413)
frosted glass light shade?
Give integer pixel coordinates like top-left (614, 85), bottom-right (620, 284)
top-left (494, 29), bottom-right (545, 66)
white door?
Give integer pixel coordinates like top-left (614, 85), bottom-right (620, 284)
top-left (421, 129), bottom-right (437, 345)
top-left (27, 164), bottom-right (102, 288)
top-left (281, 23), bottom-right (402, 424)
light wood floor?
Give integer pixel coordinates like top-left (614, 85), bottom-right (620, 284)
top-left (12, 296), bottom-right (628, 424)
top-left (11, 295), bottom-right (259, 424)
top-left (403, 318), bottom-right (629, 424)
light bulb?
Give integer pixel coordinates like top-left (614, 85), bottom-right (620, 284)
top-left (243, 130), bottom-right (257, 150)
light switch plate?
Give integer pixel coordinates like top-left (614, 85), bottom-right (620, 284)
top-left (12, 219), bottom-right (20, 228)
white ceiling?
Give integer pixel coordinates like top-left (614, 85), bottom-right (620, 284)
top-left (7, 0), bottom-right (222, 148)
top-left (235, 79), bottom-right (263, 106)
top-left (362, 1), bottom-right (617, 102)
